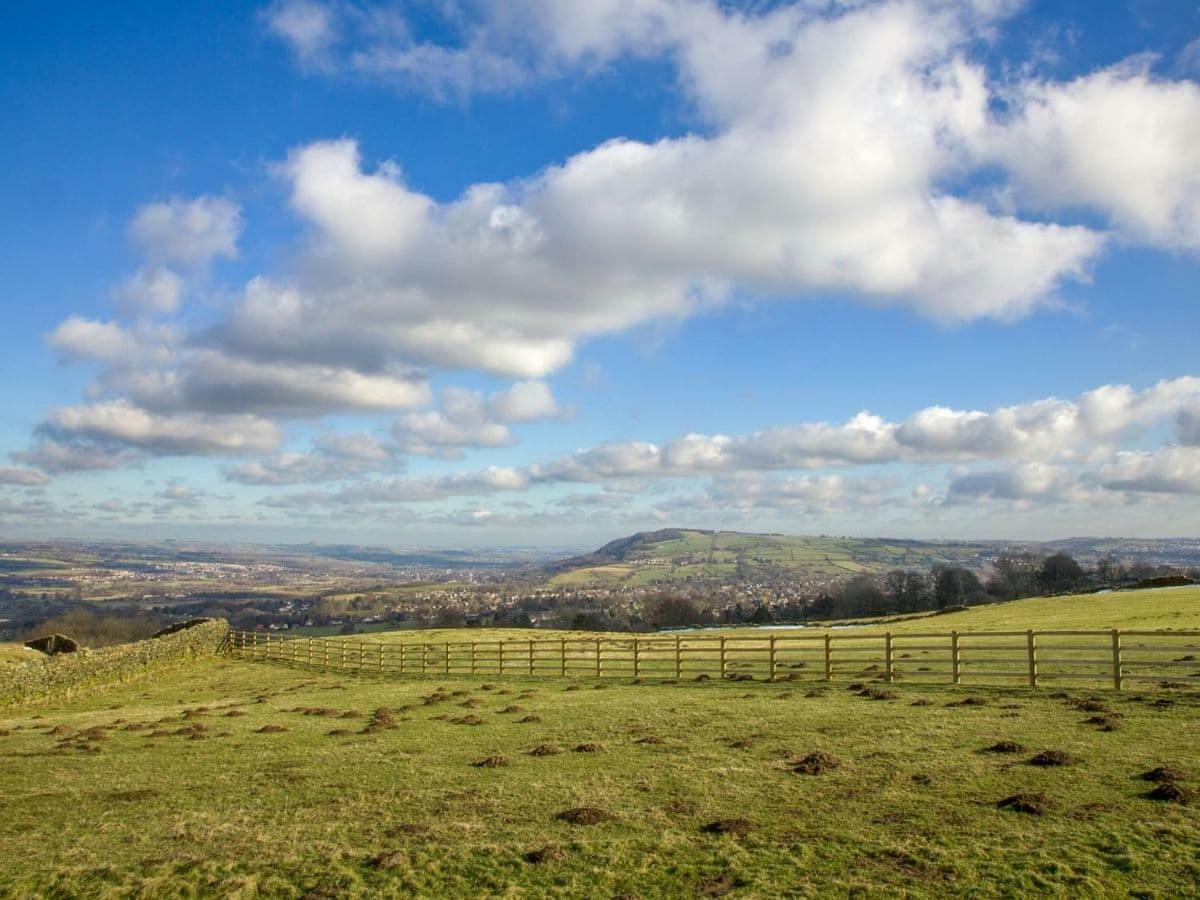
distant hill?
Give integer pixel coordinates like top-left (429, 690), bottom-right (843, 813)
top-left (543, 528), bottom-right (995, 588)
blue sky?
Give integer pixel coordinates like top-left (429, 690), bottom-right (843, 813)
top-left (2, 0), bottom-right (1199, 548)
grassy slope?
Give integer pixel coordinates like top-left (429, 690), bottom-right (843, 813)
top-left (316, 586), bottom-right (1200, 647)
top-left (0, 643), bottom-right (33, 666)
top-left (545, 529), bottom-right (989, 587)
top-left (1, 588), bottom-right (1198, 896)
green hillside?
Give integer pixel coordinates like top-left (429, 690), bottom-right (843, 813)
top-left (545, 528), bottom-right (992, 587)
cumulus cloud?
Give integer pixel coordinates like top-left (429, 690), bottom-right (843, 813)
top-left (0, 467), bottom-right (49, 486)
top-left (944, 463), bottom-right (1093, 505)
top-left (1098, 447), bottom-right (1200, 495)
top-left (224, 432), bottom-right (395, 485)
top-left (113, 268), bottom-right (184, 316)
top-left (989, 61), bottom-right (1200, 249)
top-left (129, 195), bottom-right (242, 268)
top-left (259, 465), bottom-right (528, 508)
top-left (263, 0), bottom-right (338, 65)
top-left (391, 382), bottom-right (562, 458)
top-left (39, 400), bottom-right (281, 457)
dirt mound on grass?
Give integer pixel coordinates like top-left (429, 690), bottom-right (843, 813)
top-left (1084, 714), bottom-right (1121, 731)
top-left (1029, 750), bottom-right (1077, 767)
top-left (473, 755), bottom-right (509, 768)
top-left (635, 736), bottom-right (665, 745)
top-left (500, 705), bottom-right (525, 714)
top-left (701, 818), bottom-right (756, 836)
top-left (327, 728), bottom-right (353, 737)
top-left (573, 743), bottom-right (604, 753)
top-left (556, 806), bottom-right (616, 825)
top-left (697, 874), bottom-right (741, 897)
top-left (948, 697), bottom-right (987, 707)
top-left (984, 741), bottom-right (1025, 754)
top-left (1145, 783), bottom-right (1193, 804)
top-left (910, 698), bottom-right (935, 707)
top-left (369, 850), bottom-right (407, 870)
top-left (223, 710), bottom-right (247, 718)
top-left (256, 725), bottom-right (288, 734)
top-left (451, 715), bottom-right (485, 726)
top-left (529, 744), bottom-right (562, 756)
top-left (518, 715), bottom-right (543, 723)
top-left (363, 709), bottom-right (398, 733)
top-left (792, 751), bottom-right (840, 775)
top-left (1141, 766), bottom-right (1184, 782)
top-left (524, 846), bottom-right (567, 864)
top-left (997, 793), bottom-right (1049, 815)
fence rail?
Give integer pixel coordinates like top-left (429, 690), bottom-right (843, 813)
top-left (224, 628), bottom-right (1200, 690)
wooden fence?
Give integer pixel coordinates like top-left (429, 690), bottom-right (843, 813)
top-left (225, 629), bottom-right (1200, 690)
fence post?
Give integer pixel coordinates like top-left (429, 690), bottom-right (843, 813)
top-left (422, 643), bottom-right (429, 675)
top-left (1027, 630), bottom-right (1038, 687)
top-left (823, 633), bottom-right (832, 682)
top-left (675, 636), bottom-right (682, 679)
top-left (379, 642), bottom-right (384, 674)
top-left (359, 642), bottom-right (365, 671)
top-left (595, 638), bottom-right (602, 678)
top-left (768, 635), bottom-right (777, 681)
top-left (633, 639), bottom-right (641, 679)
top-left (884, 633), bottom-right (893, 684)
top-left (399, 642), bottom-right (406, 674)
top-left (560, 639), bottom-right (567, 677)
top-left (720, 636), bottom-right (728, 679)
top-left (529, 639), bottom-right (534, 676)
top-left (1111, 629), bottom-right (1123, 691)
top-left (469, 641), bottom-right (477, 676)
top-left (499, 641), bottom-right (505, 675)
top-left (951, 631), bottom-right (960, 685)
top-left (323, 639), bottom-right (329, 668)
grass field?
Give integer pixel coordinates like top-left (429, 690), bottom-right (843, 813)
top-left (545, 529), bottom-right (991, 587)
top-left (1, 587), bottom-right (1198, 897)
top-left (0, 643), bottom-right (34, 666)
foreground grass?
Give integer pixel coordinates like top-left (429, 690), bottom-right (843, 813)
top-left (1, 657), bottom-right (1198, 897)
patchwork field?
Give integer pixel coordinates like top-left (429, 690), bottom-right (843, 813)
top-left (1, 587), bottom-right (1198, 897)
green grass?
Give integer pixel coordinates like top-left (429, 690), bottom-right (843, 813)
top-left (2, 586), bottom-right (1199, 896)
top-left (545, 529), bottom-right (992, 587)
top-left (1, 660), bottom-right (1197, 897)
top-left (0, 643), bottom-right (34, 666)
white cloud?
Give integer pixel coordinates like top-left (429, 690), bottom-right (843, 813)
top-left (990, 61), bottom-right (1200, 249)
top-left (41, 400), bottom-right (281, 457)
top-left (1098, 446), bottom-right (1200, 495)
top-left (224, 432), bottom-right (394, 485)
top-left (944, 463), bottom-right (1093, 505)
top-left (391, 382), bottom-right (563, 458)
top-left (0, 467), bottom-right (49, 486)
top-left (488, 380), bottom-right (561, 422)
top-left (113, 267), bottom-right (184, 316)
top-left (129, 195), bottom-right (242, 267)
top-left (263, 0), bottom-right (338, 65)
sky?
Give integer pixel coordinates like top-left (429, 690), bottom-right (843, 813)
top-left (1, 0), bottom-right (1199, 550)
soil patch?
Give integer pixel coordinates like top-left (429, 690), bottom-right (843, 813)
top-left (997, 793), bottom-right (1048, 815)
top-left (793, 751), bottom-right (840, 775)
top-left (1141, 766), bottom-right (1183, 782)
top-left (473, 755), bottom-right (509, 768)
top-left (556, 807), bottom-right (616, 825)
top-left (524, 846), bottom-right (566, 865)
top-left (701, 818), bottom-right (755, 836)
top-left (1028, 750), bottom-right (1077, 767)
top-left (984, 741), bottom-right (1025, 754)
top-left (1145, 783), bottom-right (1193, 804)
